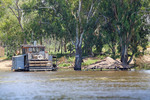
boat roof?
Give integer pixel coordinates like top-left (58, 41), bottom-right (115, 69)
top-left (22, 45), bottom-right (45, 48)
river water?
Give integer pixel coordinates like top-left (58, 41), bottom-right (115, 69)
top-left (0, 70), bottom-right (150, 100)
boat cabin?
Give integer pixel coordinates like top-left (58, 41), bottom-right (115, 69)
top-left (22, 45), bottom-right (45, 54)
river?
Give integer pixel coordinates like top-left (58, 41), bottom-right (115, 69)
top-left (0, 70), bottom-right (150, 100)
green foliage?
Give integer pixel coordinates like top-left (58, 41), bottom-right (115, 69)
top-left (100, 0), bottom-right (149, 64)
top-left (67, 44), bottom-right (74, 53)
top-left (0, 9), bottom-right (23, 57)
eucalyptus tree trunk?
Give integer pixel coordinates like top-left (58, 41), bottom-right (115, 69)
top-left (64, 40), bottom-right (67, 53)
top-left (74, 44), bottom-right (82, 70)
top-left (61, 39), bottom-right (63, 54)
top-left (55, 41), bottom-right (57, 52)
top-left (58, 45), bottom-right (60, 52)
top-left (111, 44), bottom-right (116, 58)
top-left (73, 0), bottom-right (83, 71)
top-left (121, 44), bottom-right (128, 67)
top-left (117, 27), bottom-right (129, 67)
top-left (74, 26), bottom-right (83, 71)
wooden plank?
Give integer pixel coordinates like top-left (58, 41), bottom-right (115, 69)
top-left (29, 64), bottom-right (41, 66)
top-left (40, 64), bottom-right (47, 66)
top-left (29, 64), bottom-right (52, 66)
top-left (29, 69), bottom-right (53, 71)
top-left (29, 67), bottom-right (52, 69)
top-left (29, 61), bottom-right (52, 64)
top-left (29, 64), bottom-right (35, 66)
top-left (29, 61), bottom-right (36, 63)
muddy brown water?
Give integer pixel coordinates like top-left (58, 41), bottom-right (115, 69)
top-left (0, 70), bottom-right (150, 100)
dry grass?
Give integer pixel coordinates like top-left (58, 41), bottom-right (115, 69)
top-left (0, 56), bottom-right (7, 61)
top-left (0, 60), bottom-right (12, 71)
top-left (135, 54), bottom-right (150, 69)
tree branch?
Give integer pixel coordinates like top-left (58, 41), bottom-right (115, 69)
top-left (9, 7), bottom-right (18, 19)
top-left (78, 0), bottom-right (82, 24)
top-left (16, 0), bottom-right (21, 20)
top-left (76, 23), bottom-right (79, 47)
top-left (87, 2), bottom-right (94, 23)
top-left (127, 51), bottom-right (134, 64)
top-left (79, 30), bottom-right (85, 47)
top-left (112, 3), bottom-right (119, 21)
top-left (71, 11), bottom-right (77, 19)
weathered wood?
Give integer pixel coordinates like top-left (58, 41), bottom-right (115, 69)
top-left (29, 63), bottom-right (52, 66)
top-left (29, 61), bottom-right (52, 64)
top-left (29, 64), bottom-right (40, 66)
top-left (29, 68), bottom-right (53, 71)
top-left (29, 67), bottom-right (52, 69)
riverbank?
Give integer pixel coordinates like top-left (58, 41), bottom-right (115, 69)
top-left (135, 55), bottom-right (150, 69)
top-left (0, 54), bottom-right (150, 71)
top-left (0, 60), bottom-right (12, 71)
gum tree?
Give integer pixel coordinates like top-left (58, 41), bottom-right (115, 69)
top-left (101, 0), bottom-right (149, 66)
top-left (56, 0), bottom-right (102, 70)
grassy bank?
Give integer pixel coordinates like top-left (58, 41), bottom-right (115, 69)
top-left (57, 56), bottom-right (101, 68)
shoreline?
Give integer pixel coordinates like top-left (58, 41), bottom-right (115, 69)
top-left (0, 60), bottom-right (12, 71)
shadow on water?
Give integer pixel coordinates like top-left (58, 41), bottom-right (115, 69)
top-left (0, 70), bottom-right (150, 100)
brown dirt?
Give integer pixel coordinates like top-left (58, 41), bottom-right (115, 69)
top-left (84, 57), bottom-right (130, 70)
top-left (0, 60), bottom-right (12, 70)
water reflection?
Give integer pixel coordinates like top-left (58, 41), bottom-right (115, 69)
top-left (0, 70), bottom-right (150, 100)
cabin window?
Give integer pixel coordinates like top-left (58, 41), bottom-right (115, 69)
top-left (32, 47), bottom-right (36, 53)
top-left (29, 48), bottom-right (32, 52)
top-left (32, 47), bottom-right (40, 53)
top-left (40, 47), bottom-right (44, 51)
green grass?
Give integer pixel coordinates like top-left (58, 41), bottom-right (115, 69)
top-left (96, 55), bottom-right (106, 59)
top-left (58, 58), bottom-right (99, 68)
top-left (67, 57), bottom-right (75, 63)
top-left (58, 63), bottom-right (72, 67)
top-left (58, 56), bottom-right (100, 68)
top-left (82, 58), bottom-right (99, 66)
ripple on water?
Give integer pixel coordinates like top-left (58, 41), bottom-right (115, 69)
top-left (0, 71), bottom-right (150, 99)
